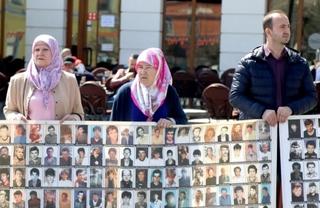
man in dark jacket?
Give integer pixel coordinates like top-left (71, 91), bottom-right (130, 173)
top-left (229, 10), bottom-right (317, 125)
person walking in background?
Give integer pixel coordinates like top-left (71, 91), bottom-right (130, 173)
top-left (4, 34), bottom-right (84, 121)
top-left (110, 48), bottom-right (187, 127)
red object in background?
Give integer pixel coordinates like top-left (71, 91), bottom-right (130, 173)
top-left (88, 12), bottom-right (97, 20)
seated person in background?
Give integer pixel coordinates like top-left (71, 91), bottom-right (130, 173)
top-left (109, 54), bottom-right (139, 91)
top-left (63, 56), bottom-right (76, 73)
top-left (61, 48), bottom-right (86, 74)
top-left (110, 48), bottom-right (187, 127)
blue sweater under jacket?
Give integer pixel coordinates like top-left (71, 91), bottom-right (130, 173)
top-left (110, 82), bottom-right (188, 124)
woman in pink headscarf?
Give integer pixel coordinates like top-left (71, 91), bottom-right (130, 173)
top-left (110, 48), bottom-right (187, 127)
top-left (4, 34), bottom-right (84, 121)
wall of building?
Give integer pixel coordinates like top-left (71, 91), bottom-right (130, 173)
top-left (25, 0), bottom-right (66, 61)
top-left (119, 0), bottom-right (163, 65)
top-left (219, 0), bottom-right (266, 72)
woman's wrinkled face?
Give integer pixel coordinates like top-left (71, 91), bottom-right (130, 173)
top-left (136, 61), bottom-right (157, 87)
top-left (33, 41), bottom-right (52, 68)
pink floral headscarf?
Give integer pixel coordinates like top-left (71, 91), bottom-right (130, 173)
top-left (131, 48), bottom-right (173, 120)
top-left (26, 34), bottom-right (62, 108)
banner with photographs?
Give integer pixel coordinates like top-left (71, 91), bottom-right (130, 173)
top-left (280, 115), bottom-right (320, 208)
top-left (0, 119), bottom-right (276, 208)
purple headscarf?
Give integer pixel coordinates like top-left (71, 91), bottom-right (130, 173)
top-left (26, 34), bottom-right (63, 108)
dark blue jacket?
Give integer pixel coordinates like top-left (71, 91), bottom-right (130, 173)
top-left (229, 46), bottom-right (317, 120)
top-left (110, 82), bottom-right (187, 124)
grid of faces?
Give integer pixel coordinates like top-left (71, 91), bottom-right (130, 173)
top-left (0, 121), bottom-right (273, 208)
top-left (288, 118), bottom-right (320, 208)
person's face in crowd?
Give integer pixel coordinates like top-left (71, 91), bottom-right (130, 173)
top-left (153, 151), bottom-right (160, 159)
top-left (61, 171), bottom-right (69, 180)
top-left (138, 150), bottom-right (146, 161)
top-left (208, 168), bottom-right (214, 177)
top-left (0, 148), bottom-right (8, 157)
top-left (137, 193), bottom-right (145, 203)
top-left (78, 150), bottom-right (85, 158)
top-left (33, 41), bottom-right (52, 68)
top-left (0, 127), bottom-right (8, 139)
top-left (234, 168), bottom-right (241, 177)
top-left (77, 192), bottom-right (84, 200)
top-left (107, 193), bottom-right (114, 202)
top-left (166, 131), bottom-right (174, 142)
top-left (307, 144), bottom-right (315, 154)
top-left (152, 172), bottom-right (161, 184)
top-left (179, 192), bottom-right (186, 201)
top-left (123, 149), bottom-right (131, 159)
top-left (306, 123), bottom-right (314, 133)
top-left (220, 147), bottom-right (229, 156)
top-left (154, 193), bottom-right (159, 200)
top-left (109, 150), bottom-right (116, 160)
top-left (61, 193), bottom-right (68, 201)
top-left (93, 148), bottom-right (100, 158)
top-left (108, 129), bottom-right (118, 143)
top-left (123, 170), bottom-right (131, 182)
top-left (137, 128), bottom-right (144, 136)
top-left (15, 170), bottom-right (23, 181)
top-left (193, 128), bottom-right (200, 137)
top-left (128, 56), bottom-right (137, 70)
top-left (137, 170), bottom-right (145, 182)
top-left (309, 185), bottom-right (316, 194)
top-left (220, 168), bottom-right (226, 176)
top-left (249, 187), bottom-right (256, 196)
top-left (194, 154), bottom-right (200, 161)
top-left (92, 194), bottom-right (99, 202)
top-left (0, 173), bottom-right (8, 183)
top-left (262, 188), bottom-right (268, 196)
top-left (154, 129), bottom-right (160, 137)
top-left (46, 174), bottom-right (54, 184)
top-left (247, 146), bottom-right (254, 154)
top-left (15, 148), bottom-right (24, 160)
top-left (291, 124), bottom-right (297, 132)
top-left (31, 171), bottom-right (39, 180)
top-left (0, 194), bottom-right (6, 203)
top-left (14, 194), bottom-right (23, 203)
top-left (221, 127), bottom-right (228, 135)
top-left (15, 126), bottom-right (24, 136)
top-left (62, 150), bottom-right (69, 160)
top-left (262, 166), bottom-right (269, 175)
top-left (248, 168), bottom-right (257, 177)
top-left (206, 129), bottom-right (214, 138)
top-left (48, 128), bottom-right (55, 135)
top-left (234, 148), bottom-right (241, 157)
top-left (30, 150), bottom-right (39, 160)
top-left (308, 164), bottom-right (316, 173)
top-left (293, 164), bottom-right (301, 173)
top-left (221, 189), bottom-right (227, 197)
top-left (181, 169), bottom-right (187, 177)
top-left (167, 194), bottom-right (175, 206)
top-left (292, 185), bottom-right (302, 197)
top-left (262, 143), bottom-right (269, 153)
top-left (235, 189), bottom-right (243, 198)
top-left (181, 152), bottom-right (187, 159)
top-left (47, 148), bottom-right (54, 157)
top-left (136, 62), bottom-right (157, 87)
top-left (93, 129), bottom-right (101, 138)
top-left (234, 124), bottom-right (241, 132)
top-left (122, 196), bottom-right (130, 204)
top-left (266, 13), bottom-right (290, 45)
top-left (77, 171), bottom-right (86, 181)
top-left (247, 126), bottom-right (253, 133)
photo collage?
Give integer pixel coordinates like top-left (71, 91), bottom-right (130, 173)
top-left (281, 115), bottom-right (320, 208)
top-left (0, 120), bottom-right (276, 208)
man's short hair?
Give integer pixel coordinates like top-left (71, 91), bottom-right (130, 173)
top-left (247, 165), bottom-right (257, 173)
top-left (152, 169), bottom-right (161, 177)
top-left (306, 140), bottom-right (316, 148)
top-left (193, 149), bottom-right (201, 156)
top-left (121, 191), bottom-right (132, 199)
top-left (233, 144), bottom-right (241, 150)
top-left (137, 191), bottom-right (146, 199)
top-left (48, 125), bottom-right (55, 130)
top-left (45, 168), bottom-right (55, 177)
top-left (263, 10), bottom-right (287, 30)
top-left (93, 126), bottom-right (101, 132)
top-left (234, 186), bottom-right (244, 193)
top-left (30, 168), bottom-right (39, 175)
top-left (30, 146), bottom-right (39, 153)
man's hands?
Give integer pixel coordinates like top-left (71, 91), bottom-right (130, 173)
top-left (262, 106), bottom-right (292, 126)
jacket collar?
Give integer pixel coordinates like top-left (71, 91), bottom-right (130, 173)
top-left (251, 45), bottom-right (301, 63)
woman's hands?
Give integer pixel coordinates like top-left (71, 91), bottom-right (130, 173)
top-left (157, 118), bottom-right (175, 128)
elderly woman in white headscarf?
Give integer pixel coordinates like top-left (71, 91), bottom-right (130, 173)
top-left (110, 48), bottom-right (187, 128)
top-left (4, 34), bottom-right (84, 121)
